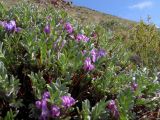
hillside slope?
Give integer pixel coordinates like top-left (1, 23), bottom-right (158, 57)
top-left (1, 0), bottom-right (136, 28)
top-left (69, 5), bottom-right (135, 25)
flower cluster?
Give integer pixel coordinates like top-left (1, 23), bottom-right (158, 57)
top-left (61, 22), bottom-right (106, 72)
top-left (35, 91), bottom-right (75, 119)
top-left (0, 20), bottom-right (21, 32)
top-left (64, 22), bottom-right (73, 34)
top-left (44, 24), bottom-right (51, 34)
top-left (35, 91), bottom-right (51, 119)
top-left (91, 49), bottom-right (106, 62)
top-left (51, 105), bottom-right (60, 118)
top-left (107, 100), bottom-right (119, 119)
top-left (61, 96), bottom-right (76, 108)
top-left (64, 22), bottom-right (90, 43)
top-left (83, 48), bottom-right (106, 71)
top-left (76, 34), bottom-right (90, 42)
top-left (83, 57), bottom-right (95, 71)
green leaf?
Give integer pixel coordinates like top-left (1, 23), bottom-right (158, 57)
top-left (91, 99), bottom-right (106, 120)
top-left (28, 72), bottom-right (46, 99)
top-left (4, 109), bottom-right (17, 120)
top-left (0, 42), bottom-right (5, 60)
top-left (118, 88), bottom-right (134, 120)
top-left (81, 99), bottom-right (91, 120)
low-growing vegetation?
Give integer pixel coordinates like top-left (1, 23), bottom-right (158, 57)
top-left (0, 1), bottom-right (160, 120)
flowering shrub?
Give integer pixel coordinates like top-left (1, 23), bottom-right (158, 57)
top-left (0, 1), bottom-right (160, 120)
top-left (127, 21), bottom-right (160, 70)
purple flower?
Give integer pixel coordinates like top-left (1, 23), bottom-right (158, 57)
top-left (91, 49), bottom-right (97, 62)
top-left (98, 49), bottom-right (106, 58)
top-left (42, 91), bottom-right (50, 99)
top-left (51, 105), bottom-right (60, 118)
top-left (76, 34), bottom-right (83, 42)
top-left (61, 96), bottom-right (75, 108)
top-left (83, 57), bottom-right (95, 71)
top-left (5, 20), bottom-right (16, 31)
top-left (83, 36), bottom-right (90, 42)
top-left (35, 100), bottom-right (42, 109)
top-left (40, 99), bottom-right (49, 120)
top-left (131, 82), bottom-right (138, 91)
top-left (90, 49), bottom-right (106, 62)
top-left (108, 100), bottom-right (119, 119)
top-left (108, 100), bottom-right (116, 110)
top-left (8, 20), bottom-right (16, 29)
top-left (0, 20), bottom-right (22, 33)
top-left (64, 22), bottom-right (73, 34)
top-left (10, 20), bottom-right (16, 26)
top-left (44, 24), bottom-right (51, 34)
top-left (76, 34), bottom-right (89, 42)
